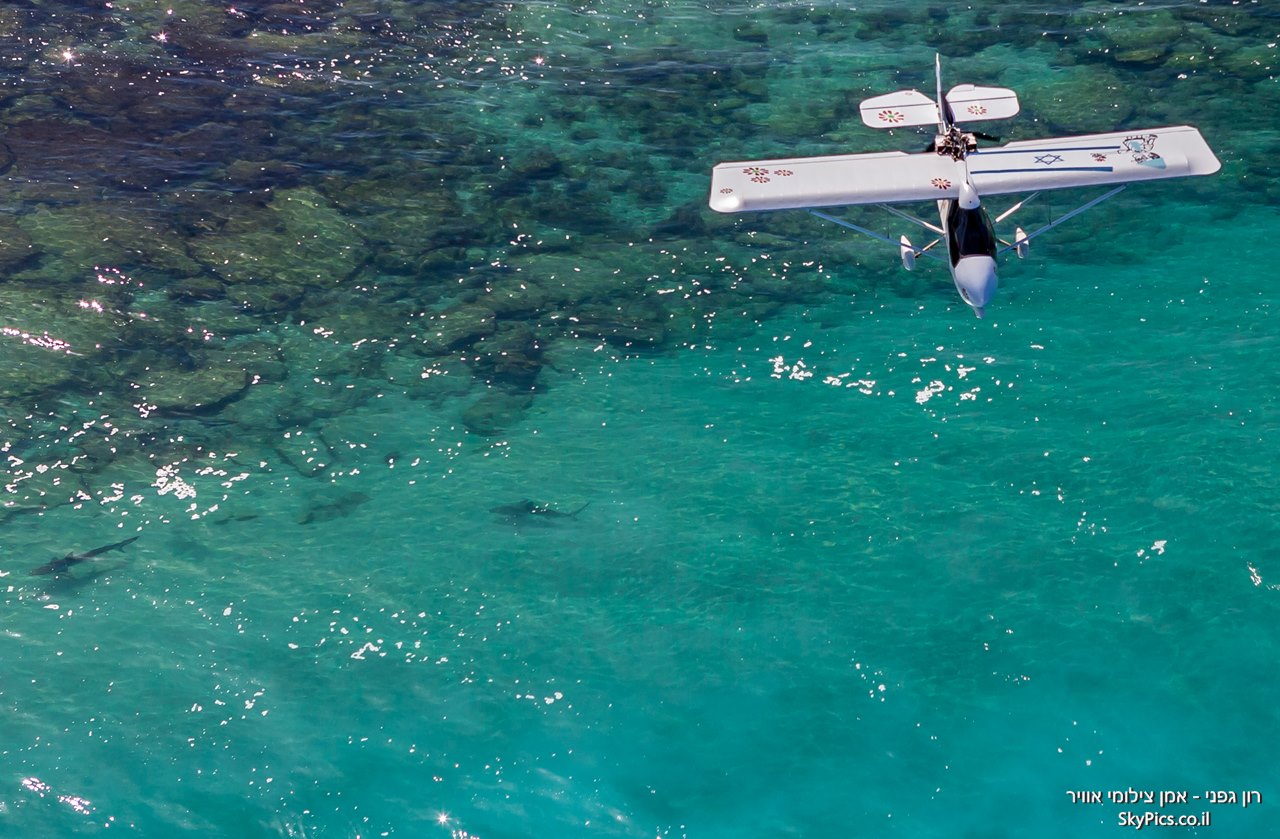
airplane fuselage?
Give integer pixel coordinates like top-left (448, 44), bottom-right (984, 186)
top-left (937, 181), bottom-right (999, 317)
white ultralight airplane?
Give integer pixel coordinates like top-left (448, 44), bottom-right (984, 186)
top-left (708, 56), bottom-right (1221, 317)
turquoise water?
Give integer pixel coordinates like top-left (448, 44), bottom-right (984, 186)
top-left (1, 1), bottom-right (1278, 836)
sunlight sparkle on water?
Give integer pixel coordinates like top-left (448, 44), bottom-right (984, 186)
top-left (1, 327), bottom-right (73, 353)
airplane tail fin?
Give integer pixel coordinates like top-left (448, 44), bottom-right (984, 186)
top-left (946, 84), bottom-right (1020, 124)
top-left (858, 89), bottom-right (940, 128)
top-left (860, 56), bottom-right (1018, 130)
top-left (935, 53), bottom-right (948, 129)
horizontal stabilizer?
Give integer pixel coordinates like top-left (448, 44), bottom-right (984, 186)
top-left (859, 89), bottom-right (940, 128)
top-left (946, 84), bottom-right (1020, 123)
top-left (710, 151), bottom-right (964, 213)
top-left (968, 125), bottom-right (1221, 196)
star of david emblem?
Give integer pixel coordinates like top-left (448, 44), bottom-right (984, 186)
top-left (1034, 153), bottom-right (1064, 166)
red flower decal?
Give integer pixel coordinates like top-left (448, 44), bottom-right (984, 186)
top-left (773, 169), bottom-right (794, 177)
top-left (967, 104), bottom-right (988, 116)
top-left (931, 178), bottom-right (952, 190)
top-left (878, 110), bottom-right (905, 124)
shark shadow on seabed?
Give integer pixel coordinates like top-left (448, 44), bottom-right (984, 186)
top-left (490, 500), bottom-right (590, 526)
top-left (27, 535), bottom-right (140, 577)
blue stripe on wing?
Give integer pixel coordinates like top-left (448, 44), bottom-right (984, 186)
top-left (970, 166), bottom-right (1114, 174)
top-left (972, 146), bottom-right (1118, 156)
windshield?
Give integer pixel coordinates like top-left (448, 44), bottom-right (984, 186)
top-left (947, 203), bottom-right (997, 264)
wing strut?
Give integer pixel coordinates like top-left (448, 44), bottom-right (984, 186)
top-left (809, 210), bottom-right (945, 262)
top-left (995, 192), bottom-right (1039, 223)
top-left (997, 185), bottom-right (1126, 256)
top-left (877, 204), bottom-right (944, 235)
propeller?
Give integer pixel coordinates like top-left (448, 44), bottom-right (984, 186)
top-left (924, 130), bottom-right (1001, 153)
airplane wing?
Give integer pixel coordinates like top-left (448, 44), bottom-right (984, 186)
top-left (709, 151), bottom-right (964, 213)
top-left (968, 125), bottom-right (1220, 195)
top-left (708, 126), bottom-right (1219, 214)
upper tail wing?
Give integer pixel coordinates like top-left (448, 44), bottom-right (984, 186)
top-left (946, 84), bottom-right (1020, 123)
top-left (859, 90), bottom-right (941, 129)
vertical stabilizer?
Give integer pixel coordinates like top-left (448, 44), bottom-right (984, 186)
top-left (934, 54), bottom-right (950, 131)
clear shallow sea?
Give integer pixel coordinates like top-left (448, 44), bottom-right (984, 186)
top-left (0, 2), bottom-right (1277, 837)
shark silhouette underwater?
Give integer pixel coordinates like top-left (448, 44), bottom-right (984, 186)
top-left (28, 536), bottom-right (140, 576)
top-left (490, 500), bottom-right (590, 523)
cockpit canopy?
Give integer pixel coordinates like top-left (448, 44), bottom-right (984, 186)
top-left (946, 202), bottom-right (997, 265)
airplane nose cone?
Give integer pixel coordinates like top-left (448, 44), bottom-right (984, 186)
top-left (953, 256), bottom-right (998, 315)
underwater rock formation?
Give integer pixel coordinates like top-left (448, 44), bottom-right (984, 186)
top-left (0, 0), bottom-right (1253, 508)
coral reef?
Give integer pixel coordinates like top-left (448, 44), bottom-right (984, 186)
top-left (0, 0), bottom-right (1256, 514)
